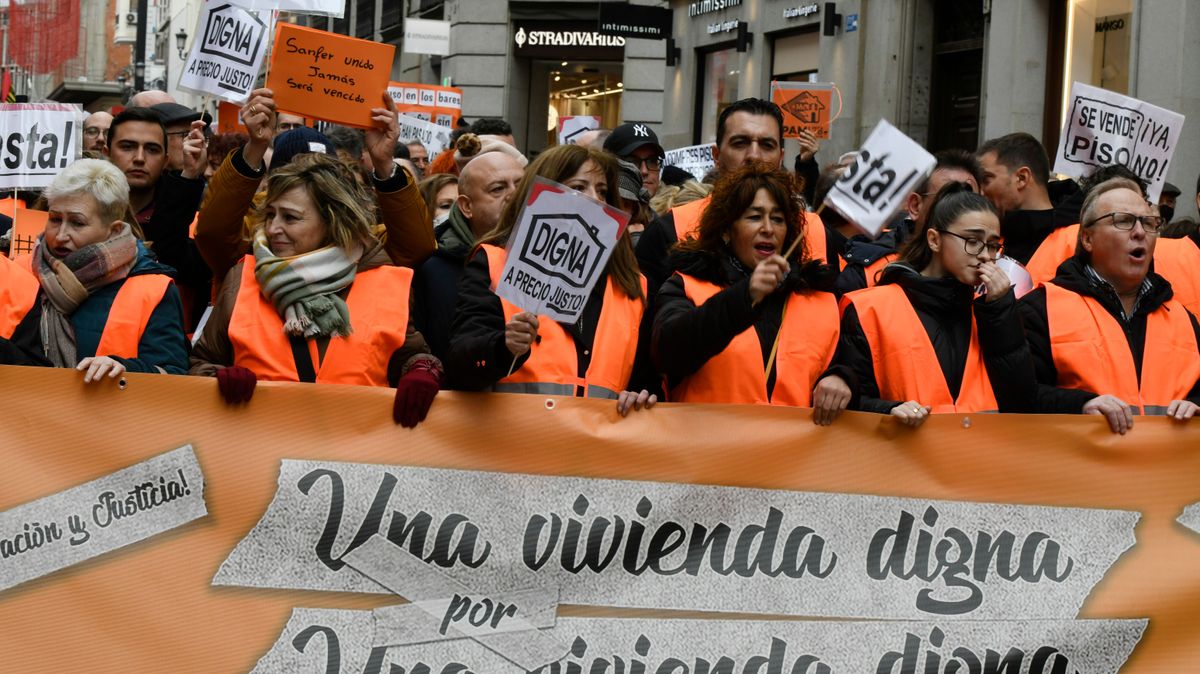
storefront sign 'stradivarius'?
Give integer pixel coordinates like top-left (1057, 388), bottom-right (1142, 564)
top-left (214, 462), bottom-right (1137, 620)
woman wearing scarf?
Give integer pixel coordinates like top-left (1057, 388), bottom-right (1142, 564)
top-left (0, 159), bottom-right (187, 381)
top-left (190, 153), bottom-right (442, 428)
top-left (652, 163), bottom-right (850, 424)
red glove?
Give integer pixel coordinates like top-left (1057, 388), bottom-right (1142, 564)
top-left (393, 360), bottom-right (441, 428)
top-left (216, 365), bottom-right (257, 404)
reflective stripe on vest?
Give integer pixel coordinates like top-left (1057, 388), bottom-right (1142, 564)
top-left (671, 273), bottom-right (839, 406)
top-left (846, 283), bottom-right (998, 413)
top-left (94, 275), bottom-right (174, 359)
top-left (482, 244), bottom-right (644, 398)
top-left (864, 253), bottom-right (897, 288)
top-left (671, 195), bottom-right (829, 264)
top-left (0, 254), bottom-right (40, 339)
top-left (1045, 282), bottom-right (1200, 413)
top-left (1025, 224), bottom-right (1080, 287)
top-left (228, 255), bottom-right (411, 386)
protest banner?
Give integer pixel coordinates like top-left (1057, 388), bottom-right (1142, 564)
top-left (177, 3), bottom-right (272, 104)
top-left (494, 177), bottom-right (629, 323)
top-left (0, 103), bottom-right (81, 190)
top-left (1054, 81), bottom-right (1185, 202)
top-left (824, 119), bottom-right (936, 237)
top-left (402, 17), bottom-right (450, 56)
top-left (664, 142), bottom-right (715, 181)
top-left (215, 101), bottom-right (247, 134)
top-left (265, 24), bottom-right (394, 129)
top-left (557, 115), bottom-right (601, 145)
top-left (6, 208), bottom-right (46, 259)
top-left (387, 82), bottom-right (462, 128)
top-left (0, 366), bottom-right (1199, 672)
top-left (397, 114), bottom-right (453, 159)
top-left (771, 81), bottom-right (835, 139)
top-left (225, 0), bottom-right (344, 18)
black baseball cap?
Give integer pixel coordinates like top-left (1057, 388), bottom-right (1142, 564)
top-left (604, 122), bottom-right (664, 157)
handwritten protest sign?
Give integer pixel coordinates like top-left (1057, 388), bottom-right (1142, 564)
top-left (265, 24), bottom-right (394, 129)
top-left (1054, 82), bottom-right (1185, 202)
top-left (557, 115), bottom-right (601, 145)
top-left (397, 114), bottom-right (453, 159)
top-left (771, 81), bottom-right (834, 139)
top-left (0, 103), bottom-right (81, 190)
top-left (0, 445), bottom-right (206, 593)
top-left (825, 119), bottom-right (935, 237)
top-left (387, 81), bottom-right (462, 128)
top-left (664, 143), bottom-right (715, 182)
top-left (7, 208), bottom-right (46, 259)
top-left (177, 3), bottom-right (271, 103)
top-left (490, 177), bottom-right (629, 323)
top-left (226, 0), bottom-right (343, 17)
top-left (253, 611), bottom-right (1145, 674)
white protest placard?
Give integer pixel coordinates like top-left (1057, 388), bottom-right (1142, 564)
top-left (403, 18), bottom-right (450, 56)
top-left (557, 115), bottom-right (601, 145)
top-left (824, 119), bottom-right (935, 237)
top-left (1054, 81), bottom-right (1185, 201)
top-left (0, 103), bottom-right (81, 190)
top-left (493, 177), bottom-right (629, 323)
top-left (177, 3), bottom-right (272, 103)
top-left (397, 113), bottom-right (453, 159)
top-left (664, 143), bottom-right (715, 182)
top-left (225, 0), bottom-right (343, 18)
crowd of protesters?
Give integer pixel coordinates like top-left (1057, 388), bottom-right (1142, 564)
top-left (1, 86), bottom-right (1198, 434)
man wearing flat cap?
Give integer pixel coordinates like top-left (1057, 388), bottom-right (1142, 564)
top-left (151, 102), bottom-right (206, 172)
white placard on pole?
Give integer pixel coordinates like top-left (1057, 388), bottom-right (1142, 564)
top-left (663, 143), bottom-right (715, 182)
top-left (177, 3), bottom-right (272, 104)
top-left (0, 103), bottom-right (82, 190)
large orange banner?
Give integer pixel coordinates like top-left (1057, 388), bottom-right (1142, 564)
top-left (1, 366), bottom-right (1198, 671)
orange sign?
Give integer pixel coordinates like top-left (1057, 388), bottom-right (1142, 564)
top-left (265, 23), bottom-right (395, 129)
top-left (772, 81), bottom-right (834, 140)
top-left (0, 367), bottom-right (1198, 671)
top-left (215, 101), bottom-right (247, 135)
top-left (7, 208), bottom-right (46, 259)
top-left (387, 81), bottom-right (463, 128)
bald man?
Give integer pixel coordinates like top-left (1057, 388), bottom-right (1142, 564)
top-left (82, 111), bottom-right (113, 156)
top-left (129, 90), bottom-right (175, 107)
top-left (412, 151), bottom-right (525, 359)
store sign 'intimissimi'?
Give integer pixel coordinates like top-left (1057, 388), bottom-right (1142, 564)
top-left (689, 0), bottom-right (743, 19)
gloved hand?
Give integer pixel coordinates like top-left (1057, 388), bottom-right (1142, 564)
top-left (216, 365), bottom-right (257, 404)
top-left (393, 359), bottom-right (442, 428)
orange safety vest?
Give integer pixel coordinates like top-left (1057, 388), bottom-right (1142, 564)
top-left (1025, 224), bottom-right (1080, 287)
top-left (228, 255), bottom-right (411, 386)
top-left (0, 254), bottom-right (40, 338)
top-left (671, 195), bottom-right (829, 264)
top-left (1044, 282), bottom-right (1200, 415)
top-left (482, 244), bottom-right (644, 399)
top-left (845, 283), bottom-right (998, 413)
top-left (670, 273), bottom-right (840, 406)
top-left (863, 253), bottom-right (897, 288)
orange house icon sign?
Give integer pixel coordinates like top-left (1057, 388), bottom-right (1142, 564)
top-left (782, 91), bottom-right (827, 124)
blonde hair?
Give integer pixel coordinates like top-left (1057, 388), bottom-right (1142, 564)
top-left (254, 153), bottom-right (375, 251)
top-left (649, 179), bottom-right (713, 216)
top-left (43, 158), bottom-right (129, 224)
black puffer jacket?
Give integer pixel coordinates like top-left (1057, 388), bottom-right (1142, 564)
top-left (653, 246), bottom-right (846, 398)
top-left (834, 262), bottom-right (1036, 413)
top-left (1018, 255), bottom-right (1200, 412)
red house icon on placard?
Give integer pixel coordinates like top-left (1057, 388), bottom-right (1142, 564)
top-left (782, 91), bottom-right (826, 124)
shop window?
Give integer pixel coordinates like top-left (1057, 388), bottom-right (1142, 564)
top-left (1060, 0), bottom-right (1133, 121)
top-left (546, 63), bottom-right (624, 147)
top-left (697, 47), bottom-right (740, 144)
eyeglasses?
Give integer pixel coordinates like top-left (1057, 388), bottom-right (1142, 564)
top-left (165, 130), bottom-right (190, 138)
top-left (622, 155), bottom-right (663, 172)
top-left (938, 229), bottom-right (1003, 256)
top-left (1085, 211), bottom-right (1163, 234)
top-left (83, 126), bottom-right (108, 138)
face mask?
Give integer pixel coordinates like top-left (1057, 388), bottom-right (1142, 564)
top-left (1159, 205), bottom-right (1174, 224)
top-left (432, 212), bottom-right (450, 229)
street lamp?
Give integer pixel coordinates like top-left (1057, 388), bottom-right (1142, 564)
top-left (175, 28), bottom-right (188, 59)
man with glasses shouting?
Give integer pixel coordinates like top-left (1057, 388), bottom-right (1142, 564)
top-left (1019, 177), bottom-right (1200, 434)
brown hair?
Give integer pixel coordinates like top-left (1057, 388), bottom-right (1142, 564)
top-left (418, 173), bottom-right (459, 222)
top-left (253, 153), bottom-right (375, 252)
top-left (477, 144), bottom-right (643, 300)
top-left (676, 163), bottom-right (808, 263)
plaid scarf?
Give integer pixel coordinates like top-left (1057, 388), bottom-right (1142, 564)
top-left (252, 231), bottom-right (361, 338)
top-left (33, 224), bottom-right (138, 367)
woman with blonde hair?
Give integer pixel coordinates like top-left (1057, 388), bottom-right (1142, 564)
top-left (0, 158), bottom-right (187, 380)
top-left (446, 144), bottom-right (656, 415)
top-left (190, 153), bottom-right (442, 427)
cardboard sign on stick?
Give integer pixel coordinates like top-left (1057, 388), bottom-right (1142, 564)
top-left (771, 81), bottom-right (835, 139)
top-left (664, 143), bottom-right (715, 182)
top-left (177, 3), bottom-right (272, 104)
top-left (265, 24), bottom-right (394, 129)
top-left (388, 82), bottom-right (462, 128)
top-left (557, 116), bottom-right (601, 145)
top-left (495, 177), bottom-right (629, 324)
top-left (1053, 81), bottom-right (1185, 202)
top-left (0, 103), bottom-right (81, 190)
top-left (824, 119), bottom-right (935, 237)
top-left (397, 114), bottom-right (453, 159)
